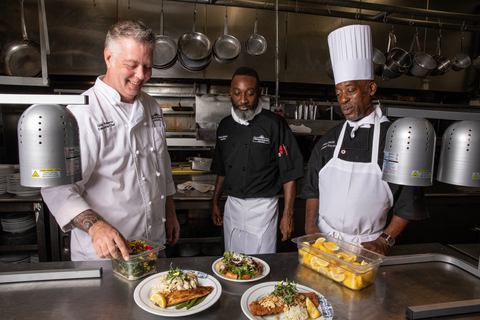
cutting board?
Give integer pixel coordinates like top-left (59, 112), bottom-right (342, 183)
top-left (171, 165), bottom-right (203, 175)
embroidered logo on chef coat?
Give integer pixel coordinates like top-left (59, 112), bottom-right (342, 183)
top-left (218, 135), bottom-right (228, 141)
top-left (97, 121), bottom-right (115, 131)
top-left (321, 140), bottom-right (336, 150)
top-left (151, 113), bottom-right (163, 122)
top-left (252, 135), bottom-right (270, 144)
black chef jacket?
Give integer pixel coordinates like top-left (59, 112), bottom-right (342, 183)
top-left (302, 121), bottom-right (429, 220)
top-left (211, 109), bottom-right (304, 199)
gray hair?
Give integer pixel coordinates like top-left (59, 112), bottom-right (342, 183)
top-left (105, 20), bottom-right (155, 62)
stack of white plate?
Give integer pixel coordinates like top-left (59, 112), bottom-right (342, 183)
top-left (0, 212), bottom-right (36, 233)
top-left (7, 173), bottom-right (41, 196)
top-left (0, 165), bottom-right (15, 195)
top-left (0, 252), bottom-right (31, 264)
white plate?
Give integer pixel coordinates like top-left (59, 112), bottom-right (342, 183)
top-left (134, 270), bottom-right (222, 317)
top-left (211, 256), bottom-right (270, 283)
top-left (240, 281), bottom-right (334, 320)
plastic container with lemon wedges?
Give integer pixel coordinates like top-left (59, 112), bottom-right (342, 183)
top-left (292, 233), bottom-right (386, 290)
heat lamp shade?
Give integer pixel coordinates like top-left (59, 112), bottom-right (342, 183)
top-left (17, 104), bottom-right (82, 187)
top-left (382, 117), bottom-right (436, 186)
top-left (436, 120), bottom-right (480, 187)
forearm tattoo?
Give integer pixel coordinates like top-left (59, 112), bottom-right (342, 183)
top-left (72, 211), bottom-right (103, 232)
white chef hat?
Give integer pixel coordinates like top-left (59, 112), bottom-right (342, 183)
top-left (327, 24), bottom-right (374, 85)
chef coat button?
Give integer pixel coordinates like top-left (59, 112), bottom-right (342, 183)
top-left (148, 201), bottom-right (152, 206)
top-left (136, 150), bottom-right (140, 155)
top-left (143, 122), bottom-right (147, 126)
top-left (161, 195), bottom-right (165, 199)
top-left (156, 171), bottom-right (161, 176)
top-left (148, 225), bottom-right (152, 230)
top-left (150, 147), bottom-right (154, 152)
top-left (162, 218), bottom-right (166, 223)
top-left (341, 149), bottom-right (346, 154)
top-left (244, 144), bottom-right (247, 148)
top-left (242, 167), bottom-right (246, 171)
top-left (142, 176), bottom-right (146, 181)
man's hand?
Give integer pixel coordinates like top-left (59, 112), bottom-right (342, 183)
top-left (211, 205), bottom-right (223, 226)
top-left (361, 237), bottom-right (389, 256)
top-left (165, 196), bottom-right (180, 246)
top-left (73, 210), bottom-right (131, 260)
top-left (88, 220), bottom-right (131, 260)
top-left (279, 209), bottom-right (294, 241)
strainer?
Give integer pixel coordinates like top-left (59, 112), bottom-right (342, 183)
top-left (436, 121), bottom-right (480, 187)
top-left (382, 117), bottom-right (436, 186)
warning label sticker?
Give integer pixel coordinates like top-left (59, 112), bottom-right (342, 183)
top-left (32, 169), bottom-right (61, 178)
top-left (384, 151), bottom-right (399, 162)
top-left (411, 170), bottom-right (431, 179)
top-left (382, 161), bottom-right (397, 176)
top-left (472, 173), bottom-right (479, 180)
top-left (65, 146), bottom-right (81, 176)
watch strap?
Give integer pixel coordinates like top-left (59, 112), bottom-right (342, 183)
top-left (380, 233), bottom-right (395, 246)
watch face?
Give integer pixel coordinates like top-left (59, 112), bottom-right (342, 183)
top-left (381, 233), bottom-right (395, 246)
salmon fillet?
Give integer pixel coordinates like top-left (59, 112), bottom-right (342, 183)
top-left (164, 286), bottom-right (213, 306)
top-left (249, 292), bottom-right (319, 316)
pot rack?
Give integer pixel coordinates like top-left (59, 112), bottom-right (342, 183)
top-left (0, 0), bottom-right (49, 87)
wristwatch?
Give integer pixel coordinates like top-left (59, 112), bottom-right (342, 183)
top-left (380, 233), bottom-right (395, 246)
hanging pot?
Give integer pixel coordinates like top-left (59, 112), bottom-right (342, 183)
top-left (407, 32), bottom-right (435, 78)
top-left (213, 11), bottom-right (241, 63)
top-left (381, 29), bottom-right (411, 79)
top-left (451, 53), bottom-right (471, 71)
top-left (430, 33), bottom-right (451, 76)
top-left (1, 0), bottom-right (41, 77)
top-left (372, 47), bottom-right (386, 76)
top-left (326, 58), bottom-right (334, 80)
top-left (153, 8), bottom-right (177, 70)
top-left (177, 7), bottom-right (212, 61)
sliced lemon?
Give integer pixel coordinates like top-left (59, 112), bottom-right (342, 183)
top-left (316, 266), bottom-right (329, 275)
top-left (306, 297), bottom-right (321, 319)
top-left (314, 257), bottom-right (330, 267)
top-left (314, 237), bottom-right (326, 245)
top-left (361, 260), bottom-right (368, 266)
top-left (329, 270), bottom-right (346, 282)
top-left (149, 293), bottom-right (167, 308)
top-left (324, 241), bottom-right (339, 251)
top-left (343, 275), bottom-right (363, 290)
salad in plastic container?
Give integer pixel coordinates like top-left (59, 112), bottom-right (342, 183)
top-left (111, 236), bottom-right (165, 280)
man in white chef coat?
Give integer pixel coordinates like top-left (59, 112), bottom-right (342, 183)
top-left (302, 25), bottom-right (428, 255)
top-left (41, 20), bottom-right (180, 261)
top-left (211, 67), bottom-right (304, 254)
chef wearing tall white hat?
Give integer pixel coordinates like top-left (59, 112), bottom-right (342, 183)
top-left (302, 24), bottom-right (429, 255)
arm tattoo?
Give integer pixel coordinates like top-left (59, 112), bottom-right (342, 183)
top-left (72, 211), bottom-right (103, 233)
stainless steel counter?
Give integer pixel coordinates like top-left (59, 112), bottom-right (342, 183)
top-left (1, 244), bottom-right (480, 319)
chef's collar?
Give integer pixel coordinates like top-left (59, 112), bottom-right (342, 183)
top-left (231, 100), bottom-right (263, 126)
top-left (347, 105), bottom-right (382, 138)
top-left (96, 75), bottom-right (143, 106)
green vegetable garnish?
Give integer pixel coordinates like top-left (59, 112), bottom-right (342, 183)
top-left (272, 280), bottom-right (297, 306)
top-left (166, 263), bottom-right (188, 281)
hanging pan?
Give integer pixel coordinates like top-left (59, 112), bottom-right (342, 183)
top-left (1, 0), bottom-right (41, 77)
top-left (213, 9), bottom-right (241, 64)
top-left (245, 12), bottom-right (267, 56)
top-left (451, 31), bottom-right (471, 71)
top-left (153, 5), bottom-right (177, 70)
top-left (177, 5), bottom-right (212, 61)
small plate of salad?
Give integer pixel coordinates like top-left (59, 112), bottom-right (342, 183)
top-left (211, 251), bottom-right (270, 282)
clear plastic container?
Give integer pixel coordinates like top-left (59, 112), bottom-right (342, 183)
top-left (292, 233), bottom-right (386, 290)
top-left (111, 237), bottom-right (165, 280)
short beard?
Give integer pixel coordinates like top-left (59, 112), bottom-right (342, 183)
top-left (232, 99), bottom-right (259, 121)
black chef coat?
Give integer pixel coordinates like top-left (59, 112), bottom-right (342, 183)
top-left (302, 121), bottom-right (429, 220)
top-left (211, 109), bottom-right (304, 199)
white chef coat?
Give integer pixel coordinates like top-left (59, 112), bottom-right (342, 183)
top-left (41, 76), bottom-right (176, 261)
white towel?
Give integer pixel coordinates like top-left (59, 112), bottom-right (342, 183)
top-left (177, 181), bottom-right (215, 193)
top-left (289, 124), bottom-right (312, 133)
